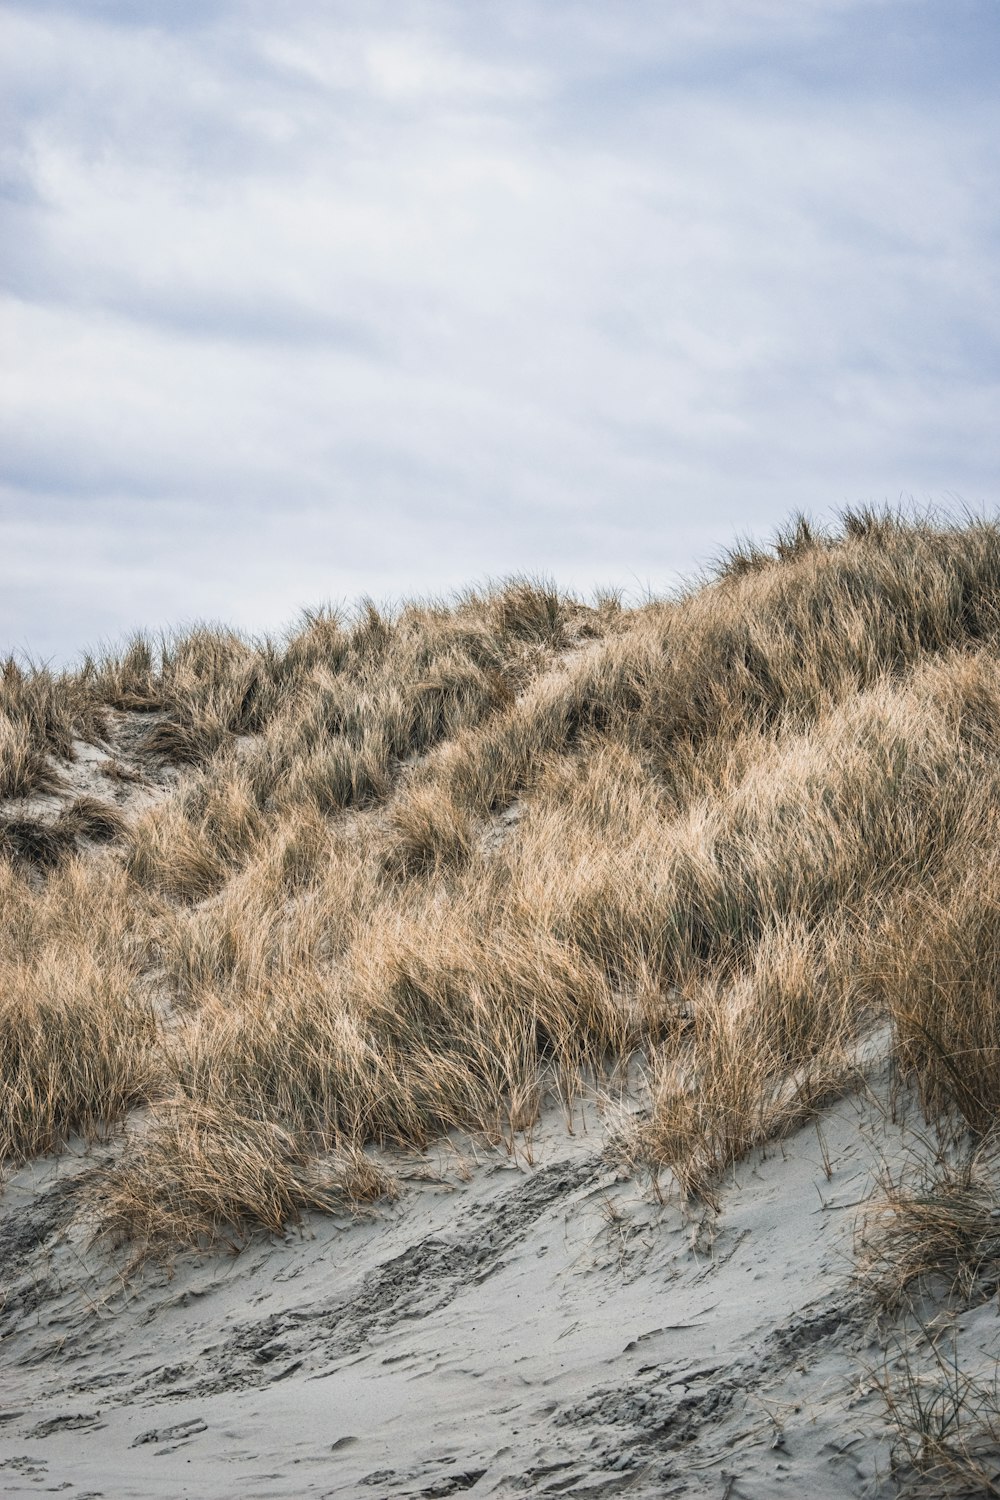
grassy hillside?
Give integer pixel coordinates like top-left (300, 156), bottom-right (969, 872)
top-left (3, 509), bottom-right (1000, 1254)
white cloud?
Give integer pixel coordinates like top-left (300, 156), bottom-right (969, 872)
top-left (1, 0), bottom-right (998, 660)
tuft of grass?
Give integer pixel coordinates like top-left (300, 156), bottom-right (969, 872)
top-left (874, 850), bottom-right (1000, 1135)
top-left (858, 1146), bottom-right (1000, 1315)
top-left (0, 862), bottom-right (159, 1162)
top-left (0, 716), bottom-right (64, 802)
top-left (0, 655), bottom-right (109, 800)
top-left (0, 815), bottom-right (76, 872)
top-left (56, 795), bottom-right (131, 846)
top-left (382, 783), bottom-right (475, 875)
top-left (96, 1099), bottom-right (397, 1259)
top-left (83, 634), bottom-right (162, 711)
top-left (127, 799), bottom-right (229, 903)
top-left (874, 1335), bottom-right (1000, 1498)
top-left (623, 919), bottom-right (866, 1199)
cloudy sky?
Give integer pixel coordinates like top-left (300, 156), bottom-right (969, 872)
top-left (2, 0), bottom-right (998, 663)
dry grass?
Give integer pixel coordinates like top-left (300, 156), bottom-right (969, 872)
top-left (631, 912), bottom-right (890, 1191)
top-left (874, 1335), bottom-right (1000, 1498)
top-left (97, 1101), bottom-right (396, 1259)
top-left (858, 1144), bottom-right (1000, 1316)
top-left (0, 814), bottom-right (76, 872)
top-left (0, 655), bottom-right (108, 800)
top-left (5, 517), bottom-right (1000, 1251)
top-left (0, 860), bottom-right (158, 1162)
top-left (57, 795), bottom-right (131, 846)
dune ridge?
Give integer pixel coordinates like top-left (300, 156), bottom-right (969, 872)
top-left (3, 509), bottom-right (1000, 1496)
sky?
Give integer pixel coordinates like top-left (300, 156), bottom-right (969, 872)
top-left (2, 0), bottom-right (998, 664)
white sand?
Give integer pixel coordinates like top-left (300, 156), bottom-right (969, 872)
top-left (4, 725), bottom-right (998, 1496)
top-left (6, 1063), bottom-right (996, 1499)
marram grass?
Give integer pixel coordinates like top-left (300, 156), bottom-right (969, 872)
top-left (3, 516), bottom-right (1000, 1252)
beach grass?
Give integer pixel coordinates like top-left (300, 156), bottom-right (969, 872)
top-left (3, 510), bottom-right (1000, 1255)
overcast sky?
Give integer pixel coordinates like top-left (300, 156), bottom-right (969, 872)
top-left (2, 0), bottom-right (998, 663)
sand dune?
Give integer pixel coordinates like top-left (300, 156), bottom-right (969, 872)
top-left (5, 1062), bottom-right (995, 1498)
top-left (5, 523), bottom-right (1000, 1496)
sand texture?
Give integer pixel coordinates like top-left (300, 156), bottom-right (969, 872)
top-left (4, 1066), bottom-right (995, 1498)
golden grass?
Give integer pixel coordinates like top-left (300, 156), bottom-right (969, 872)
top-left (97, 1100), bottom-right (396, 1258)
top-left (0, 655), bottom-right (107, 800)
top-left (858, 1144), bottom-right (1000, 1315)
top-left (4, 519), bottom-right (1000, 1249)
top-left (0, 860), bottom-right (158, 1161)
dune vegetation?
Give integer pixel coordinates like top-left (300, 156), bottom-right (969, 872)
top-left (3, 509), bottom-right (1000, 1258)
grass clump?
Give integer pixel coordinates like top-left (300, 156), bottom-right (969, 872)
top-left (874, 1336), bottom-right (1000, 1499)
top-left (859, 1145), bottom-right (1000, 1316)
top-left (0, 814), bottom-right (76, 873)
top-left (864, 1141), bottom-right (1000, 1499)
top-left (98, 1100), bottom-right (396, 1259)
top-left (0, 655), bottom-right (108, 800)
top-left (0, 862), bottom-right (158, 1161)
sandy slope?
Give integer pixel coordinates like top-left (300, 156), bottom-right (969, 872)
top-left (3, 717), bottom-right (999, 1497)
top-left (5, 1063), bottom-right (987, 1500)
